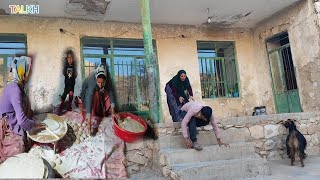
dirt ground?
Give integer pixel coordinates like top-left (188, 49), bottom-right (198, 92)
top-left (128, 169), bottom-right (168, 180)
top-left (248, 156), bottom-right (320, 180)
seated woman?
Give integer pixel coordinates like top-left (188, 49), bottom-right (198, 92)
top-left (165, 70), bottom-right (194, 122)
top-left (0, 56), bottom-right (46, 163)
top-left (78, 63), bottom-right (115, 136)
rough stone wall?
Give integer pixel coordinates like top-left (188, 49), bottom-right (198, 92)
top-left (220, 113), bottom-right (320, 160)
top-left (315, 0), bottom-right (320, 28)
top-left (252, 0), bottom-right (320, 112)
top-left (156, 112), bottom-right (320, 161)
top-left (155, 112), bottom-right (320, 175)
top-left (126, 113), bottom-right (320, 178)
top-left (124, 139), bottom-right (158, 176)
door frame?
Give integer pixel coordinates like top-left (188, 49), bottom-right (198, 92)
top-left (266, 40), bottom-right (302, 113)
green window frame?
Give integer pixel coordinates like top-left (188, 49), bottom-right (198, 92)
top-left (197, 41), bottom-right (239, 98)
top-left (0, 34), bottom-right (27, 93)
top-left (80, 37), bottom-right (157, 114)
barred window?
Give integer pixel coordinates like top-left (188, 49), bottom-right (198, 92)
top-left (81, 37), bottom-right (157, 112)
top-left (0, 34), bottom-right (27, 94)
top-left (197, 41), bottom-right (239, 98)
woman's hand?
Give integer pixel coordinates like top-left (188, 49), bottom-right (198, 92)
top-left (34, 123), bottom-right (46, 130)
top-left (217, 138), bottom-right (230, 148)
top-left (86, 115), bottom-right (91, 134)
top-left (29, 123), bottom-right (46, 134)
top-left (179, 96), bottom-right (185, 103)
top-left (184, 137), bottom-right (193, 148)
top-left (189, 96), bottom-right (195, 101)
top-left (74, 108), bottom-right (81, 113)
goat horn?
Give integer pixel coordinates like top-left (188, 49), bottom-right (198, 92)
top-left (276, 120), bottom-right (284, 124)
top-left (295, 120), bottom-right (301, 125)
top-left (290, 119), bottom-right (301, 124)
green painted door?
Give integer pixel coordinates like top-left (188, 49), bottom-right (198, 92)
top-left (268, 45), bottom-right (302, 113)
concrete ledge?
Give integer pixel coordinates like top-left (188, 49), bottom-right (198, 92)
top-left (158, 128), bottom-right (251, 149)
top-left (162, 142), bottom-right (257, 166)
top-left (156, 112), bottom-right (320, 129)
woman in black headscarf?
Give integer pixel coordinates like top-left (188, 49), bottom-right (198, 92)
top-left (165, 70), bottom-right (194, 122)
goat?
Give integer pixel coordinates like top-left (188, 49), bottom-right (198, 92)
top-left (282, 119), bottom-right (307, 167)
top-left (144, 121), bottom-right (158, 140)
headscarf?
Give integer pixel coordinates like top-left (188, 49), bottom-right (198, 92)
top-left (170, 70), bottom-right (191, 99)
top-left (10, 56), bottom-right (32, 86)
top-left (95, 63), bottom-right (108, 92)
top-left (95, 63), bottom-right (107, 80)
top-left (94, 64), bottom-right (108, 113)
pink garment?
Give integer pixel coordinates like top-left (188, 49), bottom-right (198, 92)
top-left (0, 116), bottom-right (25, 163)
top-left (57, 112), bottom-right (127, 179)
top-left (181, 102), bottom-right (221, 139)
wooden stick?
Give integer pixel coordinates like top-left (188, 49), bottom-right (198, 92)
top-left (46, 127), bottom-right (60, 140)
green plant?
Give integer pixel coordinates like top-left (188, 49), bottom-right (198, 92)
top-left (228, 87), bottom-right (234, 94)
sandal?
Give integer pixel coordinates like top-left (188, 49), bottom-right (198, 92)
top-left (192, 142), bottom-right (203, 151)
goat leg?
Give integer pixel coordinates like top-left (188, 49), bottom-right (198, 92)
top-left (290, 148), bottom-right (295, 166)
top-left (299, 154), bottom-right (304, 167)
top-left (286, 137), bottom-right (290, 158)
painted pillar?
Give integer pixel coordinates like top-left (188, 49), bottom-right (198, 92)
top-left (140, 0), bottom-right (160, 123)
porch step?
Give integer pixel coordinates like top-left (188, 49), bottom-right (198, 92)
top-left (170, 158), bottom-right (270, 180)
top-left (157, 126), bottom-right (270, 179)
top-left (161, 142), bottom-right (259, 166)
top-left (159, 128), bottom-right (251, 149)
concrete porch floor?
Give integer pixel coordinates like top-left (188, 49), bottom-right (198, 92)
top-left (128, 156), bottom-right (320, 180)
top-left (250, 156), bottom-right (320, 180)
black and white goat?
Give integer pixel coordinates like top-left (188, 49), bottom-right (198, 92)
top-left (283, 119), bottom-right (307, 167)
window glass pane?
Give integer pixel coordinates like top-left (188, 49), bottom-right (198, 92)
top-left (0, 34), bottom-right (27, 93)
top-left (83, 58), bottom-right (111, 78)
top-left (112, 47), bottom-right (145, 56)
top-left (0, 42), bottom-right (26, 48)
top-left (197, 41), bottom-right (238, 98)
top-left (83, 46), bottom-right (105, 55)
top-left (0, 49), bottom-right (26, 55)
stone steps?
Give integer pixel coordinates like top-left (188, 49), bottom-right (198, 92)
top-left (161, 142), bottom-right (259, 166)
top-left (159, 128), bottom-right (251, 149)
top-left (154, 113), bottom-right (320, 179)
top-left (157, 131), bottom-right (271, 179)
top-left (170, 158), bottom-right (270, 180)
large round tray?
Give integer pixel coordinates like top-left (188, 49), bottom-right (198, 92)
top-left (27, 113), bottom-right (67, 143)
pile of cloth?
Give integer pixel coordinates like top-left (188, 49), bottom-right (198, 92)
top-left (29, 111), bottom-right (127, 179)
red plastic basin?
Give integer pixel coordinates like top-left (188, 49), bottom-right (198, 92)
top-left (113, 112), bottom-right (147, 142)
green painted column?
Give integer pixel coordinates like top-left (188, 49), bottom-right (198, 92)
top-left (140, 0), bottom-right (160, 123)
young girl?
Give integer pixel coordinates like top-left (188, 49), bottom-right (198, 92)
top-left (58, 50), bottom-right (77, 113)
